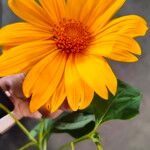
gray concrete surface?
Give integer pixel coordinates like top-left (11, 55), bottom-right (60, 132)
top-left (0, 0), bottom-right (150, 150)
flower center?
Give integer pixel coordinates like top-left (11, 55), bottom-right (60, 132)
top-left (53, 19), bottom-right (92, 53)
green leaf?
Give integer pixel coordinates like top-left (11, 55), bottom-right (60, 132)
top-left (30, 80), bottom-right (141, 141)
top-left (30, 119), bottom-right (54, 139)
top-left (55, 113), bottom-right (95, 130)
top-left (42, 119), bottom-right (54, 140)
top-left (54, 112), bottom-right (95, 138)
top-left (88, 80), bottom-right (142, 124)
top-left (30, 123), bottom-right (41, 138)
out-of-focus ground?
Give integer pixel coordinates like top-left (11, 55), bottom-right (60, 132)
top-left (0, 0), bottom-right (150, 150)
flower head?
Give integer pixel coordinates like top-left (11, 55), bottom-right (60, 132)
top-left (0, 0), bottom-right (148, 112)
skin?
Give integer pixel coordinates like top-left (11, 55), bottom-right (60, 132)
top-left (0, 74), bottom-right (68, 120)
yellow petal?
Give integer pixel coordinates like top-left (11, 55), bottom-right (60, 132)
top-left (29, 52), bottom-right (67, 112)
top-left (23, 50), bottom-right (59, 98)
top-left (44, 101), bottom-right (52, 112)
top-left (0, 40), bottom-right (55, 76)
top-left (89, 0), bottom-right (126, 31)
top-left (0, 22), bottom-right (52, 46)
top-left (88, 34), bottom-right (141, 62)
top-left (95, 15), bottom-right (148, 38)
top-left (67, 0), bottom-right (86, 19)
top-left (49, 79), bottom-right (66, 113)
top-left (40, 0), bottom-right (66, 23)
top-left (8, 0), bottom-right (50, 29)
top-left (65, 54), bottom-right (83, 111)
top-left (105, 50), bottom-right (138, 62)
top-left (67, 0), bottom-right (109, 21)
top-left (77, 0), bottom-right (97, 23)
top-left (79, 81), bottom-right (94, 110)
top-left (95, 58), bottom-right (117, 95)
top-left (2, 46), bottom-right (14, 51)
top-left (75, 53), bottom-right (108, 99)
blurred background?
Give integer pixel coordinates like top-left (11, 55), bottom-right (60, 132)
top-left (0, 0), bottom-right (150, 150)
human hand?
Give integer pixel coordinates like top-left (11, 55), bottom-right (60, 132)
top-left (0, 74), bottom-right (68, 120)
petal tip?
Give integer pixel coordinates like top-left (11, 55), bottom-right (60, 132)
top-left (29, 104), bottom-right (37, 113)
top-left (100, 92), bottom-right (109, 100)
top-left (51, 107), bottom-right (57, 113)
top-left (8, 0), bottom-right (13, 8)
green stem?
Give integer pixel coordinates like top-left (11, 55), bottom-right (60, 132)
top-left (89, 131), bottom-right (104, 150)
top-left (38, 120), bottom-right (44, 150)
top-left (37, 119), bottom-right (49, 150)
top-left (59, 129), bottom-right (104, 150)
top-left (59, 132), bottom-right (91, 150)
top-left (96, 143), bottom-right (103, 150)
top-left (19, 142), bottom-right (36, 150)
top-left (59, 141), bottom-right (71, 150)
top-left (0, 104), bottom-right (37, 144)
top-left (43, 139), bottom-right (48, 150)
top-left (71, 142), bottom-right (75, 150)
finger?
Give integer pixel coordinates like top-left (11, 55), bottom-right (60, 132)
top-left (0, 74), bottom-right (25, 99)
top-left (10, 93), bottom-right (42, 119)
top-left (0, 79), bottom-right (10, 91)
top-left (7, 91), bottom-right (20, 105)
top-left (28, 111), bottom-right (42, 119)
top-left (48, 109), bottom-right (64, 119)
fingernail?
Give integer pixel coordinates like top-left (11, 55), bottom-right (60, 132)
top-left (5, 91), bottom-right (11, 97)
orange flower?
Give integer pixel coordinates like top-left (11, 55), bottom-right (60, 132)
top-left (0, 0), bottom-right (148, 113)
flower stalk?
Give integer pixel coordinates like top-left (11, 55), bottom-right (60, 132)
top-left (0, 104), bottom-right (37, 144)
